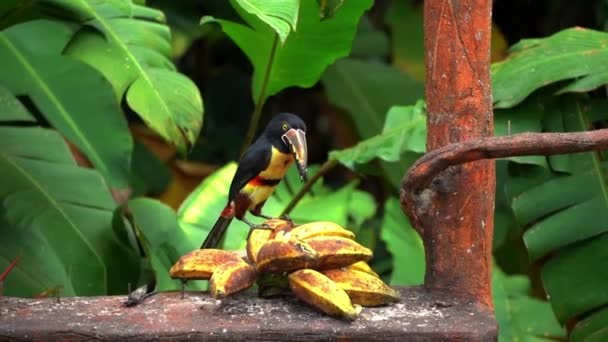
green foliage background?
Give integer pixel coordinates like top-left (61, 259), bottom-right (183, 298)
top-left (2, 0), bottom-right (608, 340)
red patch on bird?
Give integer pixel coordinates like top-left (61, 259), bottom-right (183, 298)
top-left (221, 205), bottom-right (234, 217)
top-left (247, 176), bottom-right (265, 187)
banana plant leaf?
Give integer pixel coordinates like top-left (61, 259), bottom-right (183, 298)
top-left (0, 124), bottom-right (140, 297)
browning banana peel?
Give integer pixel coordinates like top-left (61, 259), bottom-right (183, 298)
top-left (323, 268), bottom-right (400, 306)
top-left (256, 237), bottom-right (317, 273)
top-left (170, 249), bottom-right (243, 280)
top-left (288, 269), bottom-right (361, 320)
top-left (306, 236), bottom-right (373, 270)
top-left (210, 261), bottom-right (257, 299)
top-left (287, 221), bottom-right (355, 241)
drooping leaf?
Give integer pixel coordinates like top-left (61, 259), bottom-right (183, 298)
top-left (329, 101), bottom-right (426, 169)
top-left (0, 20), bottom-right (132, 188)
top-left (123, 198), bottom-right (204, 291)
top-left (493, 265), bottom-right (565, 342)
top-left (59, 0), bottom-right (203, 152)
top-left (233, 0), bottom-right (299, 44)
top-left (380, 197), bottom-right (425, 286)
top-left (322, 58), bottom-right (424, 187)
top-left (0, 126), bottom-right (139, 297)
top-left (203, 0), bottom-right (372, 103)
top-left (492, 27), bottom-right (608, 108)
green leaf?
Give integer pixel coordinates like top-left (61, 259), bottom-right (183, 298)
top-left (329, 101), bottom-right (426, 169)
top-left (124, 198), bottom-right (203, 291)
top-left (506, 95), bottom-right (608, 328)
top-left (494, 90), bottom-right (550, 167)
top-left (204, 0), bottom-right (372, 103)
top-left (350, 16), bottom-right (389, 58)
top-left (0, 126), bottom-right (139, 296)
top-left (492, 27), bottom-right (608, 108)
top-left (541, 234), bottom-right (608, 323)
top-left (322, 58), bottom-right (424, 187)
top-left (130, 141), bottom-right (171, 197)
top-left (0, 20), bottom-right (132, 188)
top-left (571, 306), bottom-right (608, 342)
top-left (0, 84), bottom-right (34, 122)
top-left (380, 197), bottom-right (425, 286)
top-left (385, 0), bottom-right (425, 81)
top-left (233, 0), bottom-right (298, 44)
top-left (493, 265), bottom-right (565, 341)
top-left (60, 0), bottom-right (203, 152)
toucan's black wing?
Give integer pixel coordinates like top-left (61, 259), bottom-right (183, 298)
top-left (228, 137), bottom-right (272, 202)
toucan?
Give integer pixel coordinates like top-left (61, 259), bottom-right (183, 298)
top-left (201, 113), bottom-right (308, 249)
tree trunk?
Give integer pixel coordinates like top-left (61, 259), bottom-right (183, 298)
top-left (403, 0), bottom-right (495, 308)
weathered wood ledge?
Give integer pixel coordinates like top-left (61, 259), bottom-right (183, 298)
top-left (0, 286), bottom-right (496, 341)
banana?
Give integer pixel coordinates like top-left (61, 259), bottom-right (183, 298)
top-left (344, 261), bottom-right (379, 278)
top-left (247, 228), bottom-right (273, 264)
top-left (287, 221), bottom-right (355, 241)
top-left (255, 237), bottom-right (318, 273)
top-left (305, 236), bottom-right (373, 270)
top-left (288, 269), bottom-right (361, 320)
top-left (247, 219), bottom-right (294, 263)
top-left (210, 261), bottom-right (257, 299)
top-left (170, 249), bottom-right (244, 280)
top-left (322, 268), bottom-right (400, 306)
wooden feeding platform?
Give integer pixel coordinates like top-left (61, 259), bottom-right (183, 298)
top-left (0, 287), bottom-right (496, 341)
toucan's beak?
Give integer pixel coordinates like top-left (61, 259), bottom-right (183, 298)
top-left (282, 128), bottom-right (308, 181)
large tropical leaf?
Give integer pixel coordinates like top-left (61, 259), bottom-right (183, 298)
top-left (0, 125), bottom-right (140, 297)
top-left (493, 264), bottom-right (565, 341)
top-left (492, 27), bottom-right (608, 108)
top-left (52, 0), bottom-right (204, 152)
top-left (505, 96), bottom-right (608, 328)
top-left (0, 19), bottom-right (132, 188)
top-left (178, 162), bottom-right (375, 251)
top-left (233, 0), bottom-right (299, 44)
top-left (203, 0), bottom-right (372, 103)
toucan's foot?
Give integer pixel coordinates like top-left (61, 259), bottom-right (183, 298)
top-left (242, 217), bottom-right (272, 230)
top-left (280, 213), bottom-right (294, 224)
top-left (124, 281), bottom-right (157, 307)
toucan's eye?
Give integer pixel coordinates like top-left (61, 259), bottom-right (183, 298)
top-left (282, 122), bottom-right (289, 131)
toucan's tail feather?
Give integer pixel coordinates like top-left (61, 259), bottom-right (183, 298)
top-left (201, 215), bottom-right (233, 249)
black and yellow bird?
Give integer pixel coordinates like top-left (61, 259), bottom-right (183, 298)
top-left (201, 113), bottom-right (308, 249)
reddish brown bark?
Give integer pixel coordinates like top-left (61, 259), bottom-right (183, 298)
top-left (405, 0), bottom-right (495, 308)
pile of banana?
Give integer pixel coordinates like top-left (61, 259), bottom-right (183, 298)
top-left (170, 219), bottom-right (400, 320)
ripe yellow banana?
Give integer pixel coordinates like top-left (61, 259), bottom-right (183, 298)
top-left (305, 236), bottom-right (373, 270)
top-left (287, 221), bottom-right (355, 241)
top-left (170, 249), bottom-right (244, 280)
top-left (255, 237), bottom-right (317, 273)
top-left (322, 268), bottom-right (400, 306)
top-left (247, 228), bottom-right (273, 264)
top-left (210, 261), bottom-right (257, 299)
top-left (288, 269), bottom-right (361, 320)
